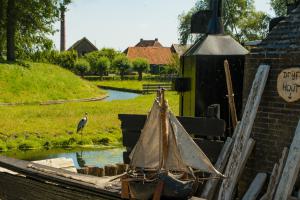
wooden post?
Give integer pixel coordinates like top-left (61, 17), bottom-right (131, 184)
top-left (274, 120), bottom-right (300, 200)
top-left (152, 181), bottom-right (164, 200)
top-left (218, 64), bottom-right (270, 200)
top-left (121, 175), bottom-right (130, 199)
top-left (116, 163), bottom-right (128, 174)
top-left (96, 167), bottom-right (104, 177)
top-left (260, 147), bottom-right (288, 200)
top-left (224, 60), bottom-right (238, 129)
top-left (242, 173), bottom-right (267, 200)
top-left (104, 165), bottom-right (117, 176)
top-left (160, 89), bottom-right (169, 169)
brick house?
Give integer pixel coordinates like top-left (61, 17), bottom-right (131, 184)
top-left (68, 37), bottom-right (98, 56)
top-left (240, 4), bottom-right (300, 195)
top-left (124, 38), bottom-right (173, 74)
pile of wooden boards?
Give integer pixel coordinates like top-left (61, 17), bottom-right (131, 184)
top-left (197, 64), bottom-right (300, 200)
top-left (198, 64), bottom-right (270, 200)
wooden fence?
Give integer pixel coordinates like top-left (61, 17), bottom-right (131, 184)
top-left (142, 83), bottom-right (173, 94)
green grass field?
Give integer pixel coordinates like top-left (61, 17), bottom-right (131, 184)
top-left (0, 62), bottom-right (105, 104)
top-left (0, 92), bottom-right (179, 151)
top-left (94, 80), bottom-right (170, 91)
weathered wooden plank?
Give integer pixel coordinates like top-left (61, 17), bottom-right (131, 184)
top-left (0, 156), bottom-right (120, 199)
top-left (33, 158), bottom-right (77, 173)
top-left (242, 173), bottom-right (267, 200)
top-left (274, 120), bottom-right (300, 200)
top-left (218, 64), bottom-right (270, 200)
top-left (200, 137), bottom-right (233, 200)
top-left (0, 172), bottom-right (118, 200)
top-left (261, 147), bottom-right (288, 200)
top-left (119, 114), bottom-right (226, 138)
top-left (194, 139), bottom-right (225, 164)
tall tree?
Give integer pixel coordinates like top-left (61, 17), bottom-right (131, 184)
top-left (4, 0), bottom-right (72, 61)
top-left (6, 0), bottom-right (16, 61)
top-left (0, 0), bottom-right (6, 59)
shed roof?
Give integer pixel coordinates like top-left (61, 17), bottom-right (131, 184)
top-left (125, 47), bottom-right (172, 65)
top-left (171, 44), bottom-right (192, 56)
top-left (68, 37), bottom-right (98, 51)
top-left (185, 34), bottom-right (249, 56)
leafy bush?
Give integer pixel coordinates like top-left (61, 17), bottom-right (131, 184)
top-left (74, 59), bottom-right (90, 76)
top-left (0, 140), bottom-right (7, 152)
top-left (91, 57), bottom-right (110, 80)
top-left (54, 50), bottom-right (78, 70)
top-left (132, 58), bottom-right (150, 81)
top-left (112, 54), bottom-right (132, 80)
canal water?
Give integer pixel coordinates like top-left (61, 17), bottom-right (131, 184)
top-left (105, 89), bottom-right (140, 101)
top-left (1, 148), bottom-right (124, 169)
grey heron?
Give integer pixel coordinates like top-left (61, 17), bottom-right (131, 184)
top-left (77, 113), bottom-right (88, 139)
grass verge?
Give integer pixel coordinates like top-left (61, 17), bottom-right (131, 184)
top-left (0, 62), bottom-right (105, 104)
top-left (0, 92), bottom-right (179, 151)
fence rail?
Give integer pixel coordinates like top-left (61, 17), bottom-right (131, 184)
top-left (142, 83), bottom-right (173, 94)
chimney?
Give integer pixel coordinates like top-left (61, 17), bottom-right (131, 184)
top-left (140, 38), bottom-right (143, 42)
top-left (60, 6), bottom-right (66, 52)
top-left (207, 0), bottom-right (224, 34)
top-left (155, 38), bottom-right (158, 41)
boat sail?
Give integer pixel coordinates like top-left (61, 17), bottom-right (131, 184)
top-left (126, 90), bottom-right (223, 199)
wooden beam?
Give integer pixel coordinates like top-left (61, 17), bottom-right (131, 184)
top-left (274, 120), bottom-right (300, 200)
top-left (200, 137), bottom-right (233, 199)
top-left (218, 64), bottom-right (270, 200)
top-left (242, 173), bottom-right (267, 200)
top-left (224, 60), bottom-right (238, 129)
top-left (119, 114), bottom-right (226, 138)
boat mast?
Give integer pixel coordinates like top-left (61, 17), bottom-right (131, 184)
top-left (160, 89), bottom-right (169, 169)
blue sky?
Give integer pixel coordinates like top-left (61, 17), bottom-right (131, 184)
top-left (51, 0), bottom-right (272, 51)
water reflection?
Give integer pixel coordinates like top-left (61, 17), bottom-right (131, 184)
top-left (105, 89), bottom-right (140, 101)
top-left (1, 148), bottom-right (124, 169)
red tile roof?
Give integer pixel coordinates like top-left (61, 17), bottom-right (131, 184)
top-left (135, 39), bottom-right (163, 47)
top-left (125, 47), bottom-right (173, 65)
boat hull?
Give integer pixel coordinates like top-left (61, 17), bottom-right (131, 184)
top-left (129, 173), bottom-right (195, 200)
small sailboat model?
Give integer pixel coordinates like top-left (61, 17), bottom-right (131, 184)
top-left (125, 89), bottom-right (223, 200)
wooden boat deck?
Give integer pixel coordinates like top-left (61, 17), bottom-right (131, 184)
top-left (0, 156), bottom-right (121, 200)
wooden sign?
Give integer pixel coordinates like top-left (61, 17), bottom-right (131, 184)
top-left (277, 68), bottom-right (300, 102)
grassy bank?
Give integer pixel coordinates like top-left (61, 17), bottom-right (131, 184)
top-left (0, 62), bottom-right (105, 104)
top-left (0, 92), bottom-right (179, 151)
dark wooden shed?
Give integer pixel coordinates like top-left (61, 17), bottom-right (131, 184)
top-left (177, 0), bottom-right (248, 134)
top-left (68, 37), bottom-right (98, 56)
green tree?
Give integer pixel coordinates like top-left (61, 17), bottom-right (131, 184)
top-left (166, 54), bottom-right (180, 75)
top-left (92, 57), bottom-right (111, 80)
top-left (3, 0), bottom-right (71, 61)
top-left (270, 0), bottom-right (287, 16)
top-left (178, 0), bottom-right (270, 44)
top-left (74, 59), bottom-right (90, 77)
top-left (112, 55), bottom-right (132, 80)
top-left (132, 58), bottom-right (150, 81)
